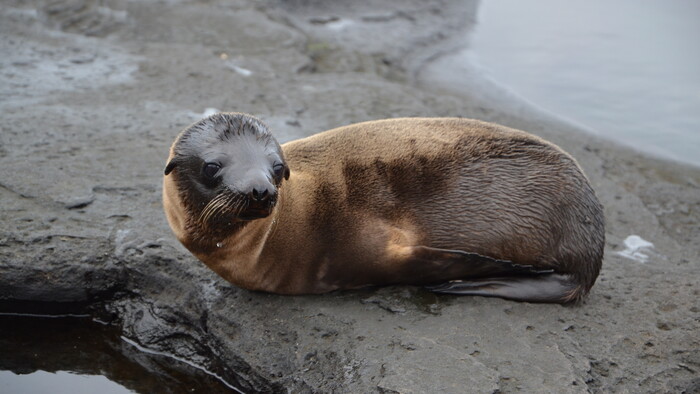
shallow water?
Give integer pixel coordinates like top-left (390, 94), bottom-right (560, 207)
top-left (0, 371), bottom-right (132, 394)
top-left (0, 315), bottom-right (240, 393)
top-left (471, 0), bottom-right (700, 167)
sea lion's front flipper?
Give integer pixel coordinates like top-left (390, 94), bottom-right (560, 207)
top-left (404, 246), bottom-right (581, 304)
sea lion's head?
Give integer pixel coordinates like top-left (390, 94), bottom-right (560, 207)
top-left (164, 113), bottom-right (289, 234)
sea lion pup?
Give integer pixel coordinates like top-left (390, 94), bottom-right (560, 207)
top-left (163, 113), bottom-right (604, 304)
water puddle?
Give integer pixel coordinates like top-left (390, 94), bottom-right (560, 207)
top-left (0, 314), bottom-right (241, 393)
top-left (0, 371), bottom-right (132, 394)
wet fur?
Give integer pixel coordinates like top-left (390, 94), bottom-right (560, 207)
top-left (163, 114), bottom-right (605, 304)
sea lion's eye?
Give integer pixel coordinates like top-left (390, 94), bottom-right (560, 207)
top-left (273, 163), bottom-right (285, 179)
top-left (203, 162), bottom-right (221, 179)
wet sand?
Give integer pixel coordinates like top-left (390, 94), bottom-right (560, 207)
top-left (1, 0), bottom-right (698, 392)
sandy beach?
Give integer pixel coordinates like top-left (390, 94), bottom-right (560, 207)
top-left (1, 0), bottom-right (698, 392)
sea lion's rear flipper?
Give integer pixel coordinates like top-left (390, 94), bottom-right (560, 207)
top-left (407, 246), bottom-right (580, 304)
top-left (407, 245), bottom-right (553, 278)
top-left (425, 274), bottom-right (581, 304)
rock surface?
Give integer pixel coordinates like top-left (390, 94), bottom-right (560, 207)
top-left (1, 0), bottom-right (699, 392)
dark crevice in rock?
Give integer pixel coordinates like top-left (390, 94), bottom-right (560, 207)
top-left (0, 289), bottom-right (283, 393)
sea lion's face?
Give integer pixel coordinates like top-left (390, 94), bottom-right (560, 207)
top-left (164, 113), bottom-right (289, 230)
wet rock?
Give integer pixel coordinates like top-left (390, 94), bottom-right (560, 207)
top-left (361, 296), bottom-right (407, 314)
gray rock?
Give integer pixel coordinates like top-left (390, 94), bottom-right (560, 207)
top-left (1, 0), bottom-right (698, 392)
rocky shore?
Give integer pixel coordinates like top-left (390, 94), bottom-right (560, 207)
top-left (1, 0), bottom-right (698, 392)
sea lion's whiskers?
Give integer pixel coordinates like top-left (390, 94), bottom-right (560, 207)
top-left (199, 193), bottom-right (229, 225)
top-left (220, 192), bottom-right (241, 218)
top-left (204, 192), bottom-right (246, 228)
top-left (199, 199), bottom-right (217, 224)
top-left (230, 195), bottom-right (246, 216)
top-left (201, 202), bottom-right (222, 226)
top-left (199, 193), bottom-right (224, 219)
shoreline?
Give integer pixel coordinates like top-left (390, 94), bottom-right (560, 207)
top-left (416, 41), bottom-right (700, 181)
top-left (1, 1), bottom-right (698, 392)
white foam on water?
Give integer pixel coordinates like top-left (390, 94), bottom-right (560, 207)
top-left (616, 235), bottom-right (654, 263)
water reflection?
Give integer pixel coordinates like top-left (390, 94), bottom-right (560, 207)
top-left (0, 370), bottom-right (132, 394)
top-left (0, 315), bottom-right (239, 393)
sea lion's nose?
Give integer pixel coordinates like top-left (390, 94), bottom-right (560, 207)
top-left (250, 187), bottom-right (271, 202)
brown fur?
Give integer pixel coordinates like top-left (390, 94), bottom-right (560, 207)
top-left (163, 115), bottom-right (605, 303)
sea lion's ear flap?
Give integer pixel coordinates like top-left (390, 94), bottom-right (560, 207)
top-left (284, 166), bottom-right (290, 180)
top-left (164, 159), bottom-right (177, 176)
